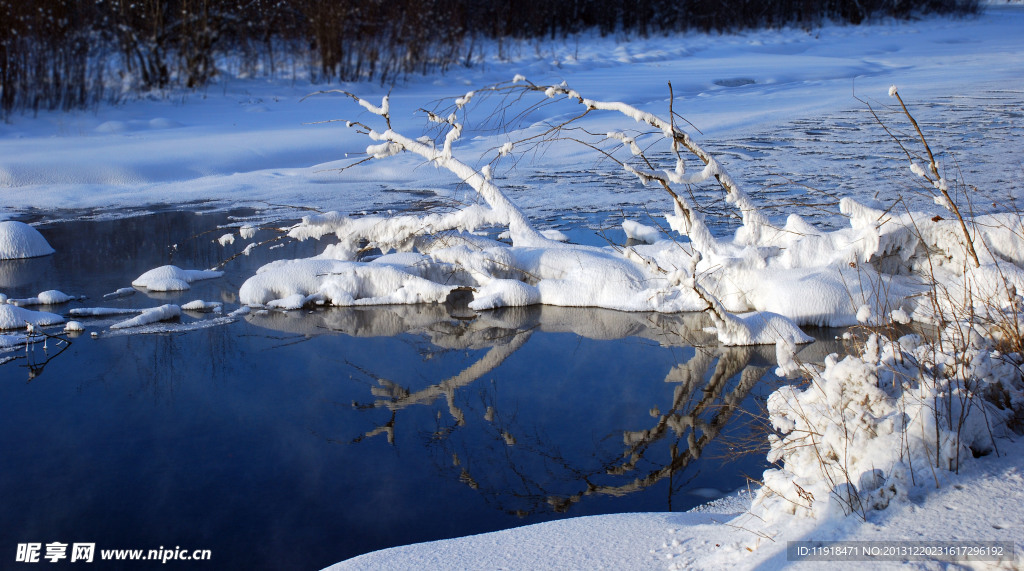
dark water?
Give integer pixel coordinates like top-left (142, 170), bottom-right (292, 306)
top-left (0, 209), bottom-right (839, 570)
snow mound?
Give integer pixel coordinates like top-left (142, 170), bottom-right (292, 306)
top-left (726, 311), bottom-right (814, 346)
top-left (0, 221), bottom-right (55, 260)
top-left (622, 220), bottom-right (661, 244)
top-left (64, 321), bottom-right (85, 332)
top-left (181, 300), bottom-right (223, 312)
top-left (10, 290), bottom-right (74, 306)
top-left (132, 265), bottom-right (224, 291)
top-left (0, 305), bottom-right (65, 330)
top-left (109, 304), bottom-right (181, 329)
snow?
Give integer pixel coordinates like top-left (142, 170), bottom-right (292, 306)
top-left (239, 258), bottom-right (458, 308)
top-left (181, 300), bottom-right (223, 313)
top-left (0, 221), bottom-right (55, 259)
top-left (623, 220), bottom-right (662, 244)
top-left (9, 290), bottom-right (74, 306)
top-left (131, 265), bottom-right (224, 292)
top-left (0, 9), bottom-right (1019, 220)
top-left (0, 304), bottom-right (65, 330)
top-left (103, 287), bottom-right (136, 299)
top-left (109, 304), bottom-right (181, 330)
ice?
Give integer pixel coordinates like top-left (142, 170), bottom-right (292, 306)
top-left (0, 221), bottom-right (55, 260)
top-left (69, 307), bottom-right (140, 316)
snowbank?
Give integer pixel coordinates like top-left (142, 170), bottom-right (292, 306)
top-left (132, 265), bottom-right (224, 291)
top-left (755, 329), bottom-right (1024, 522)
top-left (328, 508), bottom-right (746, 571)
top-left (0, 221), bottom-right (55, 260)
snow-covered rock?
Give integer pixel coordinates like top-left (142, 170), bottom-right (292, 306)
top-left (0, 221), bottom-right (55, 260)
top-left (0, 304), bottom-right (65, 330)
top-left (64, 321), bottom-right (85, 333)
top-left (10, 290), bottom-right (74, 306)
top-left (132, 265), bottom-right (224, 291)
top-left (181, 300), bottom-right (223, 312)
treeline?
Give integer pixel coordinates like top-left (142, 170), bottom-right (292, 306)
top-left (0, 0), bottom-right (978, 118)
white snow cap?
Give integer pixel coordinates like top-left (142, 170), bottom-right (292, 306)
top-left (132, 265), bottom-right (224, 291)
top-left (10, 290), bottom-right (74, 306)
top-left (622, 220), bottom-right (662, 244)
top-left (181, 300), bottom-right (223, 312)
top-left (0, 304), bottom-right (65, 330)
top-left (64, 321), bottom-right (85, 332)
top-left (0, 221), bottom-right (55, 260)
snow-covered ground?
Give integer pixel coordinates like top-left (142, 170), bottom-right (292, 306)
top-left (3, 4), bottom-right (1024, 571)
top-left (1, 6), bottom-right (1022, 224)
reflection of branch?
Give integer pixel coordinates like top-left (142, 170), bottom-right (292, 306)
top-left (601, 360), bottom-right (765, 492)
top-left (447, 345), bottom-right (769, 516)
top-left (352, 411), bottom-right (396, 445)
top-left (352, 327), bottom-right (533, 442)
top-left (2, 328), bottom-right (74, 382)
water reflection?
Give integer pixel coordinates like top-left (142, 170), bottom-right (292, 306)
top-left (247, 303), bottom-right (835, 518)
